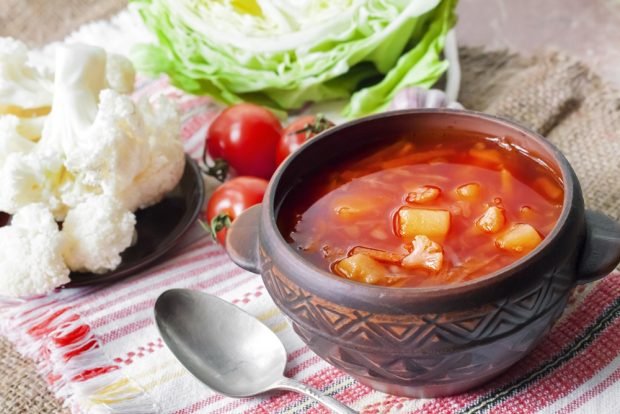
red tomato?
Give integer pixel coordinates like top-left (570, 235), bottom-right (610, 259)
top-left (276, 115), bottom-right (334, 166)
top-left (205, 177), bottom-right (268, 245)
top-left (206, 104), bottom-right (282, 179)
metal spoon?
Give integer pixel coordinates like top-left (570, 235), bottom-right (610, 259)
top-left (154, 289), bottom-right (357, 414)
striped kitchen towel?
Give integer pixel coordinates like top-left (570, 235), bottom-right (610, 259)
top-left (0, 74), bottom-right (618, 414)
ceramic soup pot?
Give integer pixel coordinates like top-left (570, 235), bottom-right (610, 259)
top-left (226, 109), bottom-right (620, 397)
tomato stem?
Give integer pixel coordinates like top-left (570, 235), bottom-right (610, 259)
top-left (293, 114), bottom-right (333, 139)
top-left (200, 213), bottom-right (232, 240)
top-left (200, 157), bottom-right (229, 182)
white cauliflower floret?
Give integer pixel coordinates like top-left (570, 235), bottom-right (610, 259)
top-left (38, 44), bottom-right (107, 156)
top-left (401, 235), bottom-right (444, 272)
top-left (0, 115), bottom-right (35, 166)
top-left (0, 37), bottom-right (53, 110)
top-left (58, 176), bottom-right (101, 212)
top-left (39, 44), bottom-right (184, 212)
top-left (13, 115), bottom-right (47, 142)
top-left (61, 195), bottom-right (136, 274)
top-left (0, 38), bottom-right (53, 143)
top-left (105, 53), bottom-right (136, 94)
top-left (118, 96), bottom-right (185, 211)
top-left (0, 204), bottom-right (69, 298)
top-left (0, 151), bottom-right (70, 219)
top-left (62, 89), bottom-right (150, 197)
top-left (11, 202), bottom-right (59, 233)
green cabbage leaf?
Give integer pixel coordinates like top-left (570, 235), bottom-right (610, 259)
top-left (132, 0), bottom-right (457, 118)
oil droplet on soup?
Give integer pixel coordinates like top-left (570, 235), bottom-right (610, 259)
top-left (277, 134), bottom-right (564, 287)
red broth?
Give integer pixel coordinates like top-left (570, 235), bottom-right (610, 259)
top-left (278, 133), bottom-right (564, 287)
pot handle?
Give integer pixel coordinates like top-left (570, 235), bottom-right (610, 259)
top-left (225, 204), bottom-right (262, 274)
top-left (576, 210), bottom-right (620, 284)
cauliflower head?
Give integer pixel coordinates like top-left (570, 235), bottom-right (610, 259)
top-left (2, 43), bottom-right (184, 220)
top-left (39, 43), bottom-right (184, 212)
top-left (61, 195), bottom-right (136, 274)
top-left (0, 41), bottom-right (185, 290)
top-left (0, 203), bottom-right (69, 298)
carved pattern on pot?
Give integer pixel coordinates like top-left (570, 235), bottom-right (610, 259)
top-left (261, 252), bottom-right (572, 387)
top-left (261, 249), bottom-right (573, 352)
top-left (292, 303), bottom-right (564, 384)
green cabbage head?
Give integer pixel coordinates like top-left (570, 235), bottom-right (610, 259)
top-left (132, 0), bottom-right (457, 118)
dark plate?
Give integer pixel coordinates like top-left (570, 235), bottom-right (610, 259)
top-left (64, 155), bottom-right (205, 288)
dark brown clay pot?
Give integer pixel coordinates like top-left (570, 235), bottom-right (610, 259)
top-left (226, 110), bottom-right (620, 398)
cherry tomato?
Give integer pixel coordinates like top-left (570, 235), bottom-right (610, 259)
top-left (206, 104), bottom-right (282, 179)
top-left (205, 176), bottom-right (268, 245)
top-left (275, 115), bottom-right (334, 166)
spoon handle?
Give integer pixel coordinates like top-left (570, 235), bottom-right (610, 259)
top-left (275, 377), bottom-right (358, 414)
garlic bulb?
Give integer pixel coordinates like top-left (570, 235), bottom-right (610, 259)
top-left (388, 87), bottom-right (463, 111)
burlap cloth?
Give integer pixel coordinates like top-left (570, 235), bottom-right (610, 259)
top-left (0, 0), bottom-right (127, 45)
top-left (0, 46), bottom-right (619, 413)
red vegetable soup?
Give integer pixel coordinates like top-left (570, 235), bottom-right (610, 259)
top-left (278, 133), bottom-right (564, 287)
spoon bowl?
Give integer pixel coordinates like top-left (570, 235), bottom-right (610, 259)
top-left (155, 289), bottom-right (285, 397)
top-left (154, 289), bottom-right (356, 413)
